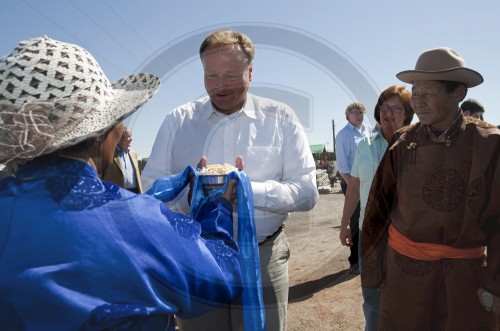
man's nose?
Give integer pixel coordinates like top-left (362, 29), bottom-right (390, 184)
top-left (214, 77), bottom-right (228, 90)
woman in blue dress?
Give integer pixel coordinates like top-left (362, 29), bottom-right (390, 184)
top-left (0, 36), bottom-right (242, 330)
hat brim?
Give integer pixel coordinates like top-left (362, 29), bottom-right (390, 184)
top-left (46, 73), bottom-right (161, 154)
top-left (396, 67), bottom-right (483, 88)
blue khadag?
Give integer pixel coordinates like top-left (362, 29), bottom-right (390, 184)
top-left (146, 166), bottom-right (266, 331)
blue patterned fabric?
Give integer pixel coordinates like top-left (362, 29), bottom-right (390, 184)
top-left (146, 167), bottom-right (266, 331)
top-left (0, 156), bottom-right (242, 331)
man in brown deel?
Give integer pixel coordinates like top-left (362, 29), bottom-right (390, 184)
top-left (361, 47), bottom-right (500, 330)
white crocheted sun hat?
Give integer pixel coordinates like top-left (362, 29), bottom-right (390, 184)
top-left (0, 36), bottom-right (160, 163)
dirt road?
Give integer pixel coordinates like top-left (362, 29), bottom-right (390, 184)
top-left (286, 183), bottom-right (364, 330)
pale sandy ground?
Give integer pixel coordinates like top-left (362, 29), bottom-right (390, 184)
top-left (286, 183), bottom-right (364, 331)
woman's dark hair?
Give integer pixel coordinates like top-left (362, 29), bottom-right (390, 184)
top-left (61, 138), bottom-right (98, 154)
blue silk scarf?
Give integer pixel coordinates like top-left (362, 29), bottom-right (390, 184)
top-left (146, 167), bottom-right (266, 331)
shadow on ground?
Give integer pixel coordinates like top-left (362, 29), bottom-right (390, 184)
top-left (289, 266), bottom-right (359, 303)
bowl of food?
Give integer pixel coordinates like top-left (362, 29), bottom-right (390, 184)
top-left (198, 163), bottom-right (238, 196)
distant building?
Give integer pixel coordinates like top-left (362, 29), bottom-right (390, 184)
top-left (309, 144), bottom-right (334, 163)
top-left (310, 144), bottom-right (338, 184)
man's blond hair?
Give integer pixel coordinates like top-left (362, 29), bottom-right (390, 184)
top-left (345, 102), bottom-right (365, 119)
top-left (199, 30), bottom-right (255, 65)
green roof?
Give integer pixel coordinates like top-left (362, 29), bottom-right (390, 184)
top-left (309, 144), bottom-right (325, 154)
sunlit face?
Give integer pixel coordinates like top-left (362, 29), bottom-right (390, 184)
top-left (118, 128), bottom-right (132, 151)
top-left (201, 46), bottom-right (253, 115)
top-left (346, 107), bottom-right (365, 128)
top-left (379, 96), bottom-right (406, 135)
top-left (410, 81), bottom-right (463, 131)
top-left (98, 123), bottom-right (124, 174)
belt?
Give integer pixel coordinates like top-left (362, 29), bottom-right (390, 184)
top-left (259, 225), bottom-right (285, 246)
top-left (388, 224), bottom-right (485, 261)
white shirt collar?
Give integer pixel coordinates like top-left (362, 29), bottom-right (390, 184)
top-left (199, 93), bottom-right (259, 120)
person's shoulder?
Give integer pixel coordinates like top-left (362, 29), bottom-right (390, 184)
top-left (250, 93), bottom-right (296, 115)
top-left (336, 123), bottom-right (352, 137)
top-left (110, 188), bottom-right (161, 207)
top-left (107, 191), bottom-right (177, 225)
top-left (170, 95), bottom-right (211, 118)
top-left (465, 118), bottom-right (500, 145)
top-left (392, 123), bottom-right (421, 139)
top-left (250, 93), bottom-right (289, 108)
top-left (465, 117), bottom-right (498, 131)
top-left (250, 93), bottom-right (301, 125)
top-left (367, 130), bottom-right (383, 142)
top-left (356, 136), bottom-right (371, 149)
top-left (356, 131), bottom-right (381, 148)
top-left (387, 123), bottom-right (421, 150)
top-left (128, 149), bottom-right (138, 158)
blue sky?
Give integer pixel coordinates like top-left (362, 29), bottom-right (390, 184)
top-left (2, 0), bottom-right (500, 157)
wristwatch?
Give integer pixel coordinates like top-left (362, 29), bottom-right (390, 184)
top-left (477, 288), bottom-right (500, 314)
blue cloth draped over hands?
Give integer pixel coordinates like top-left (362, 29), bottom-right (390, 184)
top-left (146, 166), bottom-right (266, 331)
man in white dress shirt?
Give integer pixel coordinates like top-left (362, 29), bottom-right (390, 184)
top-left (141, 29), bottom-right (318, 331)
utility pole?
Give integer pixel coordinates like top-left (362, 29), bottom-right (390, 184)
top-left (332, 119), bottom-right (336, 160)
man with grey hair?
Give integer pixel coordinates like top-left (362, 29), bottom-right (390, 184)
top-left (102, 127), bottom-right (143, 193)
top-left (335, 101), bottom-right (370, 265)
top-left (361, 47), bottom-right (500, 330)
top-left (142, 29), bottom-right (318, 331)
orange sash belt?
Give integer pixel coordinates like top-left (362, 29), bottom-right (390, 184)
top-left (388, 224), bottom-right (485, 261)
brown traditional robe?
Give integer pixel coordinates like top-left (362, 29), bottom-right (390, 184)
top-left (361, 114), bottom-right (500, 330)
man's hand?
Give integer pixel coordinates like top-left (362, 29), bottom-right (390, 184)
top-left (339, 224), bottom-right (353, 247)
top-left (222, 179), bottom-right (238, 205)
top-left (188, 156), bottom-right (208, 205)
top-left (222, 156), bottom-right (243, 205)
top-left (235, 155), bottom-right (244, 170)
top-left (197, 156), bottom-right (207, 170)
top-left (188, 156), bottom-right (244, 205)
top-left (198, 156), bottom-right (242, 171)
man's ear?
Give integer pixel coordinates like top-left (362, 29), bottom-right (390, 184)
top-left (248, 63), bottom-right (253, 82)
top-left (453, 84), bottom-right (467, 103)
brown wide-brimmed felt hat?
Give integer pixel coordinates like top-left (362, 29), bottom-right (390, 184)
top-left (0, 36), bottom-right (161, 164)
top-left (396, 47), bottom-right (483, 87)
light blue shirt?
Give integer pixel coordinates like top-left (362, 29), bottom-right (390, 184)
top-left (335, 122), bottom-right (370, 174)
top-left (117, 146), bottom-right (138, 189)
top-left (350, 131), bottom-right (388, 227)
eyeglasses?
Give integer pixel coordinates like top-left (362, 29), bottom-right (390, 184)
top-left (379, 105), bottom-right (405, 114)
top-left (349, 109), bottom-right (365, 116)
